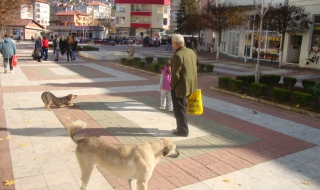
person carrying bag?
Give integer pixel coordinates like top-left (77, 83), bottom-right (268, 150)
top-left (0, 33), bottom-right (17, 73)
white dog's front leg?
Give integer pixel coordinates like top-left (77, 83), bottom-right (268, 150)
top-left (137, 179), bottom-right (147, 190)
top-left (129, 179), bottom-right (137, 190)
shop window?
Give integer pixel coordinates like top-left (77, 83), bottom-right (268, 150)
top-left (311, 15), bottom-right (320, 51)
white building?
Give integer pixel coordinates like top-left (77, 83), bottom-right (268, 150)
top-left (20, 0), bottom-right (50, 29)
top-left (50, 3), bottom-right (74, 21)
top-left (203, 0), bottom-right (320, 69)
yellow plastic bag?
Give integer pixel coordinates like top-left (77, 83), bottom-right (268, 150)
top-left (187, 89), bottom-right (203, 115)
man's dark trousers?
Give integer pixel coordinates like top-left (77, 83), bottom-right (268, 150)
top-left (171, 90), bottom-right (188, 134)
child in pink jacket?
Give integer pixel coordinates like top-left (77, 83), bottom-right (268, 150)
top-left (159, 60), bottom-right (173, 112)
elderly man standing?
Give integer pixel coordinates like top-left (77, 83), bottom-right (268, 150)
top-left (170, 34), bottom-right (198, 137)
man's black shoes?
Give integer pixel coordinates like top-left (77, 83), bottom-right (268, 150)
top-left (172, 131), bottom-right (189, 137)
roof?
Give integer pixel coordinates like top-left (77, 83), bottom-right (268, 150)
top-left (35, 0), bottom-right (50, 5)
top-left (89, 0), bottom-right (108, 7)
top-left (54, 10), bottom-right (90, 16)
top-left (7, 19), bottom-right (44, 29)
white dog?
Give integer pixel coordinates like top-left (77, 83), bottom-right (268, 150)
top-left (67, 120), bottom-right (180, 190)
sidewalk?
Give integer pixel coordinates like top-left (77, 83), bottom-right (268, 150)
top-left (0, 41), bottom-right (320, 190)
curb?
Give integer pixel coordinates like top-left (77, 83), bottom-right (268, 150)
top-left (116, 63), bottom-right (218, 76)
top-left (210, 86), bottom-right (320, 118)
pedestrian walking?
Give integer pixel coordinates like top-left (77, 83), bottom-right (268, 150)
top-left (170, 34), bottom-right (198, 137)
top-left (66, 35), bottom-right (73, 61)
top-left (31, 35), bottom-right (34, 42)
top-left (166, 37), bottom-right (172, 50)
top-left (42, 36), bottom-right (49, 61)
top-left (59, 35), bottom-right (66, 56)
top-left (34, 36), bottom-right (43, 62)
top-left (52, 34), bottom-right (59, 61)
top-left (0, 33), bottom-right (16, 73)
top-left (159, 59), bottom-right (173, 112)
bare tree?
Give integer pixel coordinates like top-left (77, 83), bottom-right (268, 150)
top-left (0, 0), bottom-right (30, 36)
top-left (263, 3), bottom-right (312, 68)
top-left (203, 3), bottom-right (246, 59)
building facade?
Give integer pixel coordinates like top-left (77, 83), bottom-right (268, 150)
top-left (6, 19), bottom-right (45, 40)
top-left (20, 0), bottom-right (50, 29)
top-left (114, 0), bottom-right (171, 38)
top-left (47, 10), bottom-right (106, 39)
top-left (205, 0), bottom-right (320, 69)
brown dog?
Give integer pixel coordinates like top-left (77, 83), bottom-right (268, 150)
top-left (41, 91), bottom-right (77, 111)
top-left (67, 120), bottom-right (180, 190)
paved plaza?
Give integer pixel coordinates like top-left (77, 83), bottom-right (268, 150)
top-left (0, 41), bottom-right (320, 190)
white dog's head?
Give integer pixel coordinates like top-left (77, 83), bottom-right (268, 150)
top-left (162, 138), bottom-right (179, 158)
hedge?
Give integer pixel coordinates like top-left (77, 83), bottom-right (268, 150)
top-left (228, 79), bottom-right (243, 91)
top-left (218, 76), bottom-right (232, 88)
top-left (150, 63), bottom-right (160, 72)
top-left (206, 64), bottom-right (214, 72)
top-left (260, 74), bottom-right (281, 85)
top-left (199, 63), bottom-right (205, 70)
top-left (120, 58), bottom-right (127, 64)
top-left (236, 75), bottom-right (255, 86)
top-left (131, 57), bottom-right (141, 64)
top-left (292, 91), bottom-right (312, 106)
top-left (137, 61), bottom-right (145, 68)
top-left (145, 56), bottom-right (154, 64)
top-left (283, 77), bottom-right (297, 87)
top-left (302, 79), bottom-right (316, 91)
top-left (250, 83), bottom-right (267, 96)
top-left (273, 87), bottom-right (291, 102)
top-left (157, 57), bottom-right (168, 65)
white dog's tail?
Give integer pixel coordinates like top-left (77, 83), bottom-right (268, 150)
top-left (67, 120), bottom-right (87, 143)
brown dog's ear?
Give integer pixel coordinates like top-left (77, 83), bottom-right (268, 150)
top-left (66, 94), bottom-right (72, 101)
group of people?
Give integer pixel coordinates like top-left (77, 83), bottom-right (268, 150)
top-left (159, 34), bottom-right (198, 137)
top-left (0, 33), bottom-right (17, 74)
top-left (33, 34), bottom-right (78, 62)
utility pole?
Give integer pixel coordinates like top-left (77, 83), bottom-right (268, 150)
top-left (253, 0), bottom-right (272, 83)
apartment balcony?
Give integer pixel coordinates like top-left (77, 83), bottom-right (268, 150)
top-left (130, 11), bottom-right (152, 16)
top-left (130, 21), bottom-right (151, 28)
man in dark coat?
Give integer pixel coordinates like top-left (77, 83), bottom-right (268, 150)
top-left (170, 34), bottom-right (198, 137)
top-left (34, 36), bottom-right (43, 62)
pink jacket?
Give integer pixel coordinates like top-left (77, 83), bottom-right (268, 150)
top-left (160, 66), bottom-right (171, 90)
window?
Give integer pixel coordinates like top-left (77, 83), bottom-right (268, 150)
top-left (116, 17), bottom-right (125, 24)
top-left (163, 18), bottom-right (167, 25)
top-left (157, 18), bottom-right (162, 25)
top-left (164, 6), bottom-right (169, 14)
top-left (116, 5), bottom-right (125, 12)
top-left (311, 15), bottom-right (320, 51)
top-left (157, 6), bottom-right (162, 14)
top-left (144, 17), bottom-right (147, 22)
top-left (12, 29), bottom-right (21, 35)
top-left (136, 17), bottom-right (139, 22)
top-left (136, 5), bottom-right (140, 11)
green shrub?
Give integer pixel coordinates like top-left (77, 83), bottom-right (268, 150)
top-left (302, 79), bottom-right (316, 91)
top-left (250, 83), bottom-right (267, 96)
top-left (145, 56), bottom-right (154, 64)
top-left (157, 57), bottom-right (168, 65)
top-left (260, 74), bottom-right (281, 85)
top-left (125, 59), bottom-right (133, 65)
top-left (199, 63), bottom-right (205, 70)
top-left (228, 79), bottom-right (243, 91)
top-left (218, 76), bottom-right (232, 88)
top-left (132, 57), bottom-right (141, 64)
top-left (206, 64), bottom-right (214, 72)
top-left (120, 58), bottom-right (127, 64)
top-left (137, 61), bottom-right (145, 68)
top-left (159, 65), bottom-right (165, 71)
top-left (82, 46), bottom-right (99, 51)
top-left (273, 87), bottom-right (291, 102)
top-left (150, 63), bottom-right (160, 72)
top-left (236, 75), bottom-right (255, 85)
top-left (292, 91), bottom-right (312, 106)
top-left (283, 77), bottom-right (297, 87)
top-left (308, 81), bottom-right (320, 102)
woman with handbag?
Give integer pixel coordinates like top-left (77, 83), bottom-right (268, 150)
top-left (34, 36), bottom-right (43, 62)
top-left (59, 35), bottom-right (66, 56)
top-left (0, 33), bottom-right (16, 73)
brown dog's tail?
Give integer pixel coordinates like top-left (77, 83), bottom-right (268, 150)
top-left (67, 120), bottom-right (87, 143)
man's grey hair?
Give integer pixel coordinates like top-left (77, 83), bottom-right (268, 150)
top-left (172, 34), bottom-right (185, 45)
